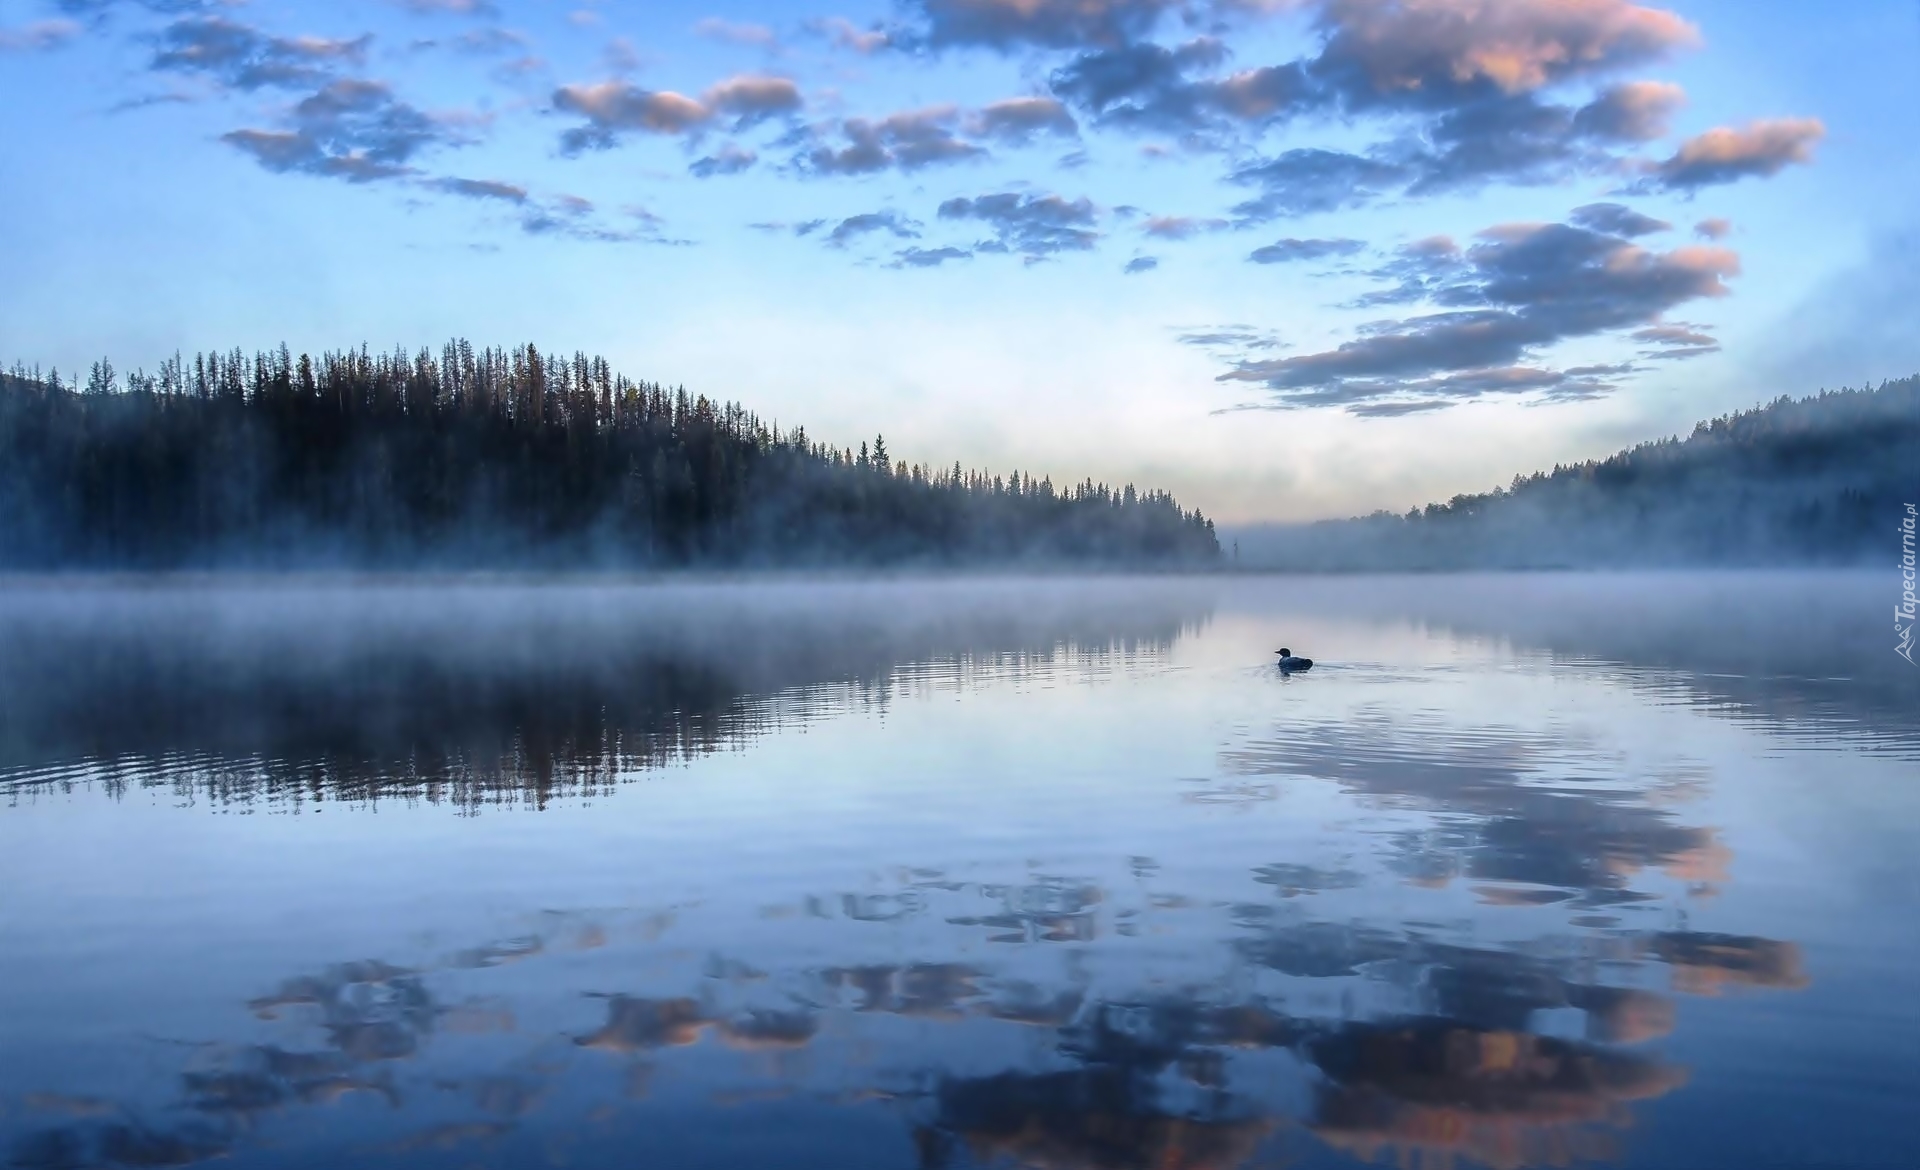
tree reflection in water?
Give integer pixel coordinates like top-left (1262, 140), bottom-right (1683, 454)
top-left (6, 574), bottom-right (1895, 1169)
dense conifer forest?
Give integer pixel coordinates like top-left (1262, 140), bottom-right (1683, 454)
top-left (1235, 376), bottom-right (1920, 569)
top-left (0, 342), bottom-right (1219, 569)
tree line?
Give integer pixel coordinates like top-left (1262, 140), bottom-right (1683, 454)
top-left (0, 342), bottom-right (1219, 569)
top-left (1235, 375), bottom-right (1920, 569)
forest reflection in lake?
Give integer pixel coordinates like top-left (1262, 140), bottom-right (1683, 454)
top-left (1, 573), bottom-right (1915, 1170)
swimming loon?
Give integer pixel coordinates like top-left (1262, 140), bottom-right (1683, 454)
top-left (1275, 648), bottom-right (1314, 672)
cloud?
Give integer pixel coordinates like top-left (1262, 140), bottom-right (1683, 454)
top-left (222, 79), bottom-right (455, 182)
top-left (55, 0), bottom-right (226, 18)
top-left (1571, 79), bottom-right (1684, 141)
top-left (1041, 2), bottom-right (1700, 212)
top-left (1218, 214), bottom-right (1740, 413)
top-left (396, 0), bottom-right (498, 15)
top-left (825, 210), bottom-right (922, 247)
top-left (1229, 149), bottom-right (1407, 220)
top-left (224, 129), bottom-right (407, 181)
top-left (968, 97), bottom-right (1079, 142)
top-left (431, 176), bottom-right (527, 202)
top-left (151, 16), bottom-right (370, 91)
top-left (554, 74), bottom-right (801, 152)
top-left (938, 191), bottom-right (1100, 258)
top-left (1124, 256), bottom-right (1159, 273)
top-left (1307, 0), bottom-right (1697, 109)
top-left (797, 107), bottom-right (985, 174)
top-left (1628, 324), bottom-right (1704, 341)
top-left (689, 143), bottom-right (757, 177)
top-left (0, 20), bottom-right (81, 51)
top-left (446, 27), bottom-right (526, 55)
top-left (702, 75), bottom-right (806, 125)
top-left (1634, 322), bottom-right (1717, 357)
top-left (750, 218), bottom-right (828, 235)
top-left (1048, 38), bottom-right (1250, 133)
top-left (519, 199), bottom-right (679, 244)
top-left (1568, 202), bottom-right (1669, 237)
top-left (694, 18), bottom-right (779, 47)
top-left (1692, 217), bottom-right (1730, 240)
top-left (1349, 234), bottom-right (1468, 305)
top-left (557, 86), bottom-right (707, 144)
top-left (789, 99), bottom-right (1070, 175)
top-left (899, 0), bottom-right (1184, 52)
top-left (1401, 89), bottom-right (1666, 194)
top-left (1345, 398), bottom-right (1453, 417)
top-left (807, 16), bottom-right (890, 53)
top-left (1638, 117), bottom-right (1825, 191)
top-left (1227, 79), bottom-right (1694, 218)
top-left (894, 245), bottom-right (973, 268)
top-left (1051, 0), bottom-right (1694, 136)
top-left (1178, 325), bottom-right (1284, 351)
top-left (1249, 236), bottom-right (1365, 263)
top-left (1050, 37), bottom-right (1382, 139)
top-left (1142, 215), bottom-right (1227, 240)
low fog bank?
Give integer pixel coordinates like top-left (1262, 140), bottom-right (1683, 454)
top-left (1228, 378), bottom-right (1919, 571)
top-left (4, 571), bottom-right (1908, 808)
top-left (0, 576), bottom-right (1214, 802)
top-left (1219, 571), bottom-right (1920, 754)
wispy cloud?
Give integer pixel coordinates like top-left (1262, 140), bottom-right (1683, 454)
top-left (222, 79), bottom-right (458, 182)
top-left (0, 19), bottom-right (81, 52)
top-left (1142, 215), bottom-right (1227, 240)
top-left (939, 191), bottom-right (1100, 259)
top-left (825, 210), bottom-right (922, 247)
top-left (151, 16), bottom-right (369, 92)
top-left (394, 0), bottom-right (499, 16)
top-left (689, 143), bottom-right (757, 178)
top-left (1247, 237), bottom-right (1364, 264)
top-left (894, 245), bottom-right (972, 268)
top-left (430, 175), bottom-right (527, 202)
top-left (806, 16), bottom-right (890, 54)
top-left (694, 18), bottom-right (779, 48)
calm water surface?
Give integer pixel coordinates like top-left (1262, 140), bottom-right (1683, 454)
top-left (1, 574), bottom-right (1915, 1170)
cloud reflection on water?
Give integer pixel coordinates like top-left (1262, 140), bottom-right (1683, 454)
top-left (4, 573), bottom-right (1905, 1169)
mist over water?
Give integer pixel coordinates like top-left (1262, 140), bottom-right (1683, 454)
top-left (2, 573), bottom-right (1914, 1170)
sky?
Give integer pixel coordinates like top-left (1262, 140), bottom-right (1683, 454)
top-left (1, 0), bottom-right (1916, 523)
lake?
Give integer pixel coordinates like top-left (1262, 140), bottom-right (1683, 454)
top-left (1, 573), bottom-right (1915, 1170)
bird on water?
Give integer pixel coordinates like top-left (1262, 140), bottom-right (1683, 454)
top-left (1275, 648), bottom-right (1314, 673)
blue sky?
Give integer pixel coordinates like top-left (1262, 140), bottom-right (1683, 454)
top-left (2, 0), bottom-right (1915, 522)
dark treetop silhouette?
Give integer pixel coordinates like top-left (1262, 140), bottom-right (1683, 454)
top-left (0, 342), bottom-right (1219, 569)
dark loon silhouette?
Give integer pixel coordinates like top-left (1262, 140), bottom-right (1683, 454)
top-left (1275, 648), bottom-right (1314, 672)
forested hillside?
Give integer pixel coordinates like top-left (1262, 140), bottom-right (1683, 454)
top-left (0, 343), bottom-right (1218, 569)
top-left (1233, 376), bottom-right (1920, 569)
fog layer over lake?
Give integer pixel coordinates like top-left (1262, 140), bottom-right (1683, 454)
top-left (2, 574), bottom-right (1914, 1170)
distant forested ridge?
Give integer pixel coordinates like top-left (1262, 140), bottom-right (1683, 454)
top-left (0, 343), bottom-right (1218, 569)
top-left (1234, 376), bottom-right (1920, 569)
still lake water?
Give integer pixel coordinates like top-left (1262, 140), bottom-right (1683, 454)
top-left (1, 573), bottom-right (1915, 1170)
